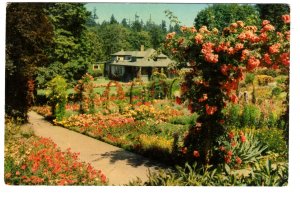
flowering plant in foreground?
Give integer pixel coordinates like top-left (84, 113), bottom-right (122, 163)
top-left (165, 15), bottom-right (289, 164)
top-left (5, 136), bottom-right (107, 185)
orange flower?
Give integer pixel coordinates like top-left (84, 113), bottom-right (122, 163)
top-left (234, 43), bottom-right (244, 52)
top-left (263, 53), bottom-right (272, 65)
top-left (282, 14), bottom-right (290, 24)
top-left (262, 20), bottom-right (270, 26)
top-left (236, 20), bottom-right (244, 27)
top-left (247, 56), bottom-right (260, 71)
top-left (205, 104), bottom-right (217, 115)
top-left (166, 32), bottom-right (176, 40)
top-left (262, 24), bottom-right (275, 32)
top-left (194, 33), bottom-right (203, 44)
top-left (269, 43), bottom-right (281, 54)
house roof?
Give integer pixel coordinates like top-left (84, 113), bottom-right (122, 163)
top-left (110, 48), bottom-right (174, 67)
top-left (110, 58), bottom-right (174, 67)
top-left (112, 48), bottom-right (157, 58)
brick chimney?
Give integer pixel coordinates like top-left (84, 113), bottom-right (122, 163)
top-left (140, 45), bottom-right (144, 51)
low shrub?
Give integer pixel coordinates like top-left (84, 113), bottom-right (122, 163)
top-left (127, 160), bottom-right (288, 186)
top-left (256, 75), bottom-right (275, 86)
top-left (253, 128), bottom-right (287, 155)
top-left (216, 131), bottom-right (268, 168)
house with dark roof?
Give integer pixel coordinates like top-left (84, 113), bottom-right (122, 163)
top-left (105, 45), bottom-right (174, 82)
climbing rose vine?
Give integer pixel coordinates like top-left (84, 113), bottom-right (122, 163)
top-left (164, 15), bottom-right (290, 164)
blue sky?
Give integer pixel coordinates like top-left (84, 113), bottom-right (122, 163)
top-left (84, 3), bottom-right (208, 26)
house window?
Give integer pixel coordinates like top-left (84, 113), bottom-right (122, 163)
top-left (93, 65), bottom-right (99, 70)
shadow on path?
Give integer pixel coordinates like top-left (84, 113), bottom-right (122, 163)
top-left (91, 150), bottom-right (167, 170)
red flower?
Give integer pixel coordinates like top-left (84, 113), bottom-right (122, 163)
top-left (262, 20), bottom-right (270, 26)
top-left (240, 132), bottom-right (246, 143)
top-left (269, 43), bottom-right (281, 54)
top-left (235, 156), bottom-right (242, 165)
top-left (282, 14), bottom-right (290, 24)
top-left (198, 94), bottom-right (208, 102)
top-left (205, 104), bottom-right (217, 115)
top-left (230, 94), bottom-right (238, 104)
top-left (193, 150), bottom-right (200, 158)
top-left (15, 171), bottom-right (21, 176)
top-left (272, 64), bottom-right (279, 70)
top-left (263, 53), bottom-right (272, 65)
top-left (219, 119), bottom-right (225, 124)
top-left (224, 156), bottom-right (231, 164)
top-left (228, 131), bottom-right (235, 140)
top-left (240, 135), bottom-right (246, 143)
top-left (247, 56), bottom-right (260, 71)
top-left (182, 147), bottom-right (188, 154)
top-left (220, 64), bottom-right (229, 76)
top-left (227, 150), bottom-right (233, 157)
top-left (219, 146), bottom-right (225, 151)
top-left (176, 97), bottom-right (182, 104)
top-left (280, 52), bottom-right (290, 66)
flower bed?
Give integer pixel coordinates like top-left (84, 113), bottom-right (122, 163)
top-left (5, 135), bottom-right (107, 185)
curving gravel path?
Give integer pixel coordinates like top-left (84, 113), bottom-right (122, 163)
top-left (28, 111), bottom-right (166, 185)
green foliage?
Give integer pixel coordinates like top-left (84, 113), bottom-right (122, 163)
top-left (46, 76), bottom-right (68, 120)
top-left (223, 104), bottom-right (241, 128)
top-left (168, 114), bottom-right (197, 125)
top-left (217, 131), bottom-right (268, 167)
top-left (98, 23), bottom-right (132, 60)
top-left (194, 4), bottom-right (260, 30)
top-left (128, 160), bottom-right (288, 186)
top-left (74, 74), bottom-right (95, 114)
top-left (38, 3), bottom-right (92, 87)
top-left (245, 73), bottom-right (255, 85)
top-left (241, 104), bottom-right (261, 128)
top-left (87, 64), bottom-right (104, 78)
top-left (256, 4), bottom-right (290, 31)
top-left (253, 128), bottom-right (286, 154)
top-left (6, 3), bottom-right (53, 121)
top-left (271, 87), bottom-right (281, 97)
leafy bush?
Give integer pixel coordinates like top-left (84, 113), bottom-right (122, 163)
top-left (46, 76), bottom-right (68, 121)
top-left (256, 68), bottom-right (279, 78)
top-left (217, 131), bottom-right (268, 168)
top-left (127, 160), bottom-right (288, 186)
top-left (253, 128), bottom-right (287, 154)
top-left (87, 64), bottom-right (104, 78)
top-left (241, 104), bottom-right (261, 128)
top-left (245, 73), bottom-right (255, 85)
top-left (271, 87), bottom-right (282, 97)
top-left (223, 104), bottom-right (241, 128)
top-left (256, 75), bottom-right (275, 86)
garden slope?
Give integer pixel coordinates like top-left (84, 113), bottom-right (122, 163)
top-left (28, 111), bottom-right (166, 185)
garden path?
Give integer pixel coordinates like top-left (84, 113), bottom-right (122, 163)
top-left (28, 111), bottom-right (167, 185)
